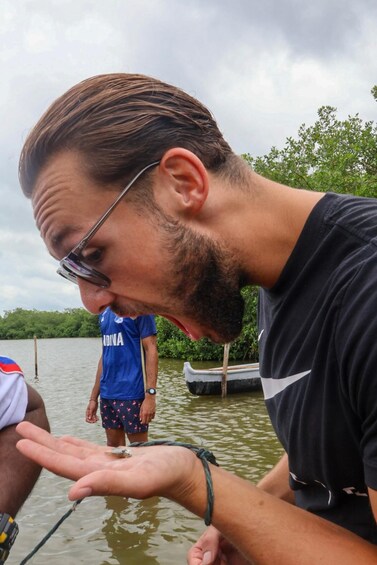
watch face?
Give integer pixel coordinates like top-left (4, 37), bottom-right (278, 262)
top-left (146, 388), bottom-right (156, 395)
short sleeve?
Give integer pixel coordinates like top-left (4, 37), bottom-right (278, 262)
top-left (0, 356), bottom-right (28, 429)
top-left (136, 315), bottom-right (157, 339)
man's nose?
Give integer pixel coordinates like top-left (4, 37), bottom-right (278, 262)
top-left (77, 278), bottom-right (115, 314)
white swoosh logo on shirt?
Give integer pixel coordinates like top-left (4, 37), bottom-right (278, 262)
top-left (261, 370), bottom-right (311, 400)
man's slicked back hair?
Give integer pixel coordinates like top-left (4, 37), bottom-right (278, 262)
top-left (19, 73), bottom-right (234, 197)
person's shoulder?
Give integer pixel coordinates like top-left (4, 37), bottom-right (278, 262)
top-left (135, 315), bottom-right (157, 334)
top-left (0, 356), bottom-right (23, 375)
top-left (100, 307), bottom-right (119, 324)
top-left (139, 314), bottom-right (156, 326)
top-left (325, 193), bottom-right (377, 240)
top-left (138, 314), bottom-right (155, 322)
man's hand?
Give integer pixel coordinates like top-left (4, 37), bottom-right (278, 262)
top-left (188, 526), bottom-right (250, 565)
top-left (188, 526), bottom-right (223, 565)
top-left (85, 400), bottom-right (99, 423)
top-left (139, 396), bottom-right (156, 425)
top-left (16, 423), bottom-right (377, 565)
top-left (16, 421), bottom-right (201, 503)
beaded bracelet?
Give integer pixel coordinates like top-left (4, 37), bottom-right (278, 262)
top-left (129, 439), bottom-right (219, 525)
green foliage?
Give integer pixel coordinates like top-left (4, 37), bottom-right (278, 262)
top-left (155, 287), bottom-right (259, 362)
top-left (244, 95), bottom-right (377, 198)
top-left (0, 305), bottom-right (258, 362)
top-left (0, 308), bottom-right (100, 340)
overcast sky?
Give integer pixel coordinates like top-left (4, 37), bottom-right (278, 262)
top-left (1, 0), bottom-right (376, 315)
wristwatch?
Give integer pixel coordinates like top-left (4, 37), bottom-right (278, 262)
top-left (0, 514), bottom-right (18, 564)
top-left (145, 388), bottom-right (157, 395)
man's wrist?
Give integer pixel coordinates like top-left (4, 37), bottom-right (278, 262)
top-left (168, 449), bottom-right (209, 523)
top-left (89, 398), bottom-right (98, 402)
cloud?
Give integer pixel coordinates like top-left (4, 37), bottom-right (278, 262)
top-left (0, 0), bottom-right (376, 314)
top-left (0, 228), bottom-right (82, 314)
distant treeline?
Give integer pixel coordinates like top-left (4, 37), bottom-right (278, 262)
top-left (0, 308), bottom-right (100, 340)
top-left (0, 287), bottom-right (259, 362)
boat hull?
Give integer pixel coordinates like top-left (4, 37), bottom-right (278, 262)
top-left (183, 361), bottom-right (262, 396)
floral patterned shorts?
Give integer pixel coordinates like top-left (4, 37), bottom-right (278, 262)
top-left (100, 398), bottom-right (148, 433)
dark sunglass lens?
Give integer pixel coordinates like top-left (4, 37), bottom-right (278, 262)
top-left (57, 256), bottom-right (110, 288)
top-left (57, 266), bottom-right (78, 284)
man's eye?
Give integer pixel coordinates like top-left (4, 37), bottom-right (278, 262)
top-left (83, 249), bottom-right (103, 265)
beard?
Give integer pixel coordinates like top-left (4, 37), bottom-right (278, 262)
top-left (161, 215), bottom-right (245, 344)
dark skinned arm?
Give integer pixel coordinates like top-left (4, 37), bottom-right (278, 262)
top-left (0, 384), bottom-right (49, 517)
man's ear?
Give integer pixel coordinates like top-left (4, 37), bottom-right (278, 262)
top-left (155, 148), bottom-right (209, 216)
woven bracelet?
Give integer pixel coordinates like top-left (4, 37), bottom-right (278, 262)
top-left (129, 439), bottom-right (219, 525)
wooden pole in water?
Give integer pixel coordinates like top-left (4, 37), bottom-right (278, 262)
top-left (34, 335), bottom-right (38, 378)
top-left (221, 343), bottom-right (230, 398)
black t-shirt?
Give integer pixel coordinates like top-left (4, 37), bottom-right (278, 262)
top-left (258, 192), bottom-right (377, 542)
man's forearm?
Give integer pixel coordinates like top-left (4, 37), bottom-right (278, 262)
top-left (257, 451), bottom-right (295, 504)
top-left (90, 357), bottom-right (102, 400)
top-left (145, 353), bottom-right (158, 389)
top-left (14, 422), bottom-right (377, 565)
top-left (142, 336), bottom-right (158, 389)
top-left (177, 462), bottom-right (377, 565)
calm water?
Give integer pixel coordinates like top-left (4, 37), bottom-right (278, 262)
top-left (1, 338), bottom-right (283, 565)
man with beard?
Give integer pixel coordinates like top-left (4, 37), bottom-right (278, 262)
top-left (16, 74), bottom-right (377, 564)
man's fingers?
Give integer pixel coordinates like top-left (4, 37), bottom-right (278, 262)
top-left (16, 439), bottom-right (91, 481)
top-left (17, 420), bottom-right (52, 442)
top-left (69, 468), bottom-right (142, 500)
top-left (17, 422), bottom-right (104, 460)
top-left (16, 421), bottom-right (67, 453)
top-left (140, 410), bottom-right (155, 424)
top-left (187, 527), bottom-right (223, 565)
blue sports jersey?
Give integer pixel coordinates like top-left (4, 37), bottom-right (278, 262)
top-left (99, 309), bottom-right (157, 400)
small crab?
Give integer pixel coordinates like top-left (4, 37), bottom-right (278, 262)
top-left (109, 446), bottom-right (132, 458)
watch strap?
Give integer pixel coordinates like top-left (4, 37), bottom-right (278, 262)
top-left (0, 514), bottom-right (18, 564)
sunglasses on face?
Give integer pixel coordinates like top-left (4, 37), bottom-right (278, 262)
top-left (57, 161), bottom-right (160, 288)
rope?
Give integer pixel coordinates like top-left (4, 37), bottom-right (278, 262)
top-left (130, 440), bottom-right (219, 525)
top-left (19, 499), bottom-right (83, 564)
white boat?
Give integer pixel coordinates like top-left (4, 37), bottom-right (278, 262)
top-left (183, 361), bottom-right (261, 396)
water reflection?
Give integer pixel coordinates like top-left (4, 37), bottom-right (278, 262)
top-left (101, 497), bottom-right (160, 565)
top-left (1, 338), bottom-right (283, 564)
